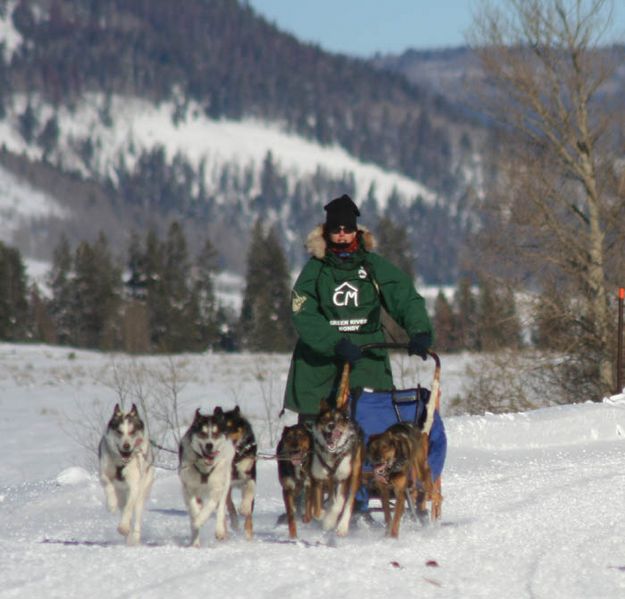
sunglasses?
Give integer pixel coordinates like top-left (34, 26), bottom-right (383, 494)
top-left (328, 225), bottom-right (356, 234)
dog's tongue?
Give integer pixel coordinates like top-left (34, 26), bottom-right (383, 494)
top-left (290, 452), bottom-right (303, 466)
top-left (330, 427), bottom-right (343, 446)
top-left (204, 451), bottom-right (219, 463)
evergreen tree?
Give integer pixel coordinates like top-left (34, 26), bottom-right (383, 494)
top-left (433, 289), bottom-right (459, 352)
top-left (454, 277), bottom-right (478, 351)
top-left (72, 233), bottom-right (122, 349)
top-left (375, 216), bottom-right (415, 280)
top-left (48, 235), bottom-right (75, 345)
top-left (161, 221), bottom-right (196, 352)
top-left (0, 242), bottom-right (28, 340)
top-left (475, 277), bottom-right (522, 351)
top-left (239, 221), bottom-right (295, 352)
top-left (38, 115), bottom-right (60, 160)
top-left (18, 101), bottom-right (37, 144)
top-left (257, 150), bottom-right (288, 212)
top-left (27, 284), bottom-right (56, 344)
top-left (143, 228), bottom-right (168, 350)
top-left (194, 238), bottom-right (220, 349)
top-left (125, 230), bottom-right (148, 301)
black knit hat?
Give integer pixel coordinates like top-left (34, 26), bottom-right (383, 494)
top-left (324, 194), bottom-right (360, 231)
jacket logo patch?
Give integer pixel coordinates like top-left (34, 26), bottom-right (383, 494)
top-left (358, 267), bottom-right (368, 279)
top-left (292, 290), bottom-right (306, 313)
top-left (332, 282), bottom-right (359, 307)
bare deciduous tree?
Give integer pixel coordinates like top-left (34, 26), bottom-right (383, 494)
top-left (469, 0), bottom-right (625, 398)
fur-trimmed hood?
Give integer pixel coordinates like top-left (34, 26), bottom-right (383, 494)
top-left (305, 224), bottom-right (376, 259)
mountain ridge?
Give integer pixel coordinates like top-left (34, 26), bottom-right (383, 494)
top-left (0, 0), bottom-right (485, 282)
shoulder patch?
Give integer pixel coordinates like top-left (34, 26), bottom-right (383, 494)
top-left (292, 290), bottom-right (307, 313)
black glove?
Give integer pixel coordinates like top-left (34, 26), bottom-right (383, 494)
top-left (408, 332), bottom-right (432, 360)
top-left (334, 338), bottom-right (362, 364)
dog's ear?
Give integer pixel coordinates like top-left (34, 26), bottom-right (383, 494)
top-left (213, 406), bottom-right (226, 427)
top-left (113, 403), bottom-right (122, 416)
top-left (367, 433), bottom-right (381, 448)
top-left (318, 399), bottom-right (331, 414)
top-left (233, 405), bottom-right (240, 416)
top-left (193, 408), bottom-right (202, 422)
top-left (303, 420), bottom-right (314, 432)
top-left (129, 403), bottom-right (138, 415)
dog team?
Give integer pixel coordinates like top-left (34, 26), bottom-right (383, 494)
top-left (99, 400), bottom-right (437, 546)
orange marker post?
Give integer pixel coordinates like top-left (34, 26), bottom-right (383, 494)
top-left (617, 288), bottom-right (624, 394)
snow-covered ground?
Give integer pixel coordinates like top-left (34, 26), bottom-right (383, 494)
top-left (2, 343), bottom-right (625, 598)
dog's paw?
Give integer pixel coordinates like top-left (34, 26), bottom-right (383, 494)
top-left (117, 522), bottom-right (130, 537)
top-left (313, 509), bottom-right (326, 521)
top-left (126, 531), bottom-right (140, 546)
top-left (322, 515), bottom-right (338, 531)
top-left (336, 523), bottom-right (350, 537)
top-left (215, 528), bottom-right (228, 541)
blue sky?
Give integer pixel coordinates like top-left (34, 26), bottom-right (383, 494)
top-left (247, 0), bottom-right (625, 57)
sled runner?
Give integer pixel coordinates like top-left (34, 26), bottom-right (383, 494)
top-left (336, 343), bottom-right (447, 523)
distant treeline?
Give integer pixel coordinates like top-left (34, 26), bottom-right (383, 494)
top-left (1, 221), bottom-right (531, 355)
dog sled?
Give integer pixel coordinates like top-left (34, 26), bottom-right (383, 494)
top-left (336, 343), bottom-right (447, 524)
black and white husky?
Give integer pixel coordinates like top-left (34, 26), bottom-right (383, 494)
top-left (98, 403), bottom-right (154, 545)
top-left (178, 407), bottom-right (235, 547)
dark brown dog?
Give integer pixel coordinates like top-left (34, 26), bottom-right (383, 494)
top-left (276, 424), bottom-right (313, 539)
top-left (223, 406), bottom-right (257, 540)
top-left (366, 422), bottom-right (432, 538)
top-left (310, 400), bottom-right (364, 537)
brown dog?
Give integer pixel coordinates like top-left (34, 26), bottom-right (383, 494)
top-left (223, 406), bottom-right (257, 540)
top-left (276, 424), bottom-right (313, 539)
top-left (310, 401), bottom-right (364, 537)
top-left (366, 422), bottom-right (432, 538)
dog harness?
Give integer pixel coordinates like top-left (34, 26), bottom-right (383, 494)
top-left (313, 434), bottom-right (356, 477)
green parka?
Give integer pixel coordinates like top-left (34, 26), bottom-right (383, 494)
top-left (283, 226), bottom-right (432, 416)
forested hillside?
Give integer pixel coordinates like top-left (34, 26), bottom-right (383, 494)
top-left (0, 0), bottom-right (485, 283)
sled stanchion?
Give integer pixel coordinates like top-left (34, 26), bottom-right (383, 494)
top-left (336, 362), bottom-right (351, 409)
top-left (423, 350), bottom-right (441, 436)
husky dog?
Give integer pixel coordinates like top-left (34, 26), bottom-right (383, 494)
top-left (277, 424), bottom-right (313, 539)
top-left (98, 403), bottom-right (154, 545)
top-left (310, 400), bottom-right (364, 537)
top-left (366, 422), bottom-right (432, 538)
top-left (223, 406), bottom-right (257, 540)
top-left (178, 407), bottom-right (235, 547)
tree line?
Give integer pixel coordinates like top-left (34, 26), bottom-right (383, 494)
top-left (0, 220), bottom-right (295, 354)
top-left (0, 216), bottom-right (531, 356)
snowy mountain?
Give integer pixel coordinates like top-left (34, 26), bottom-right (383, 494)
top-left (2, 342), bottom-right (625, 598)
top-left (1, 95), bottom-right (436, 211)
top-left (0, 0), bottom-right (481, 282)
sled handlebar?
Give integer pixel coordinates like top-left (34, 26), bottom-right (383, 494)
top-left (336, 344), bottom-right (441, 411)
top-left (359, 343), bottom-right (440, 369)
